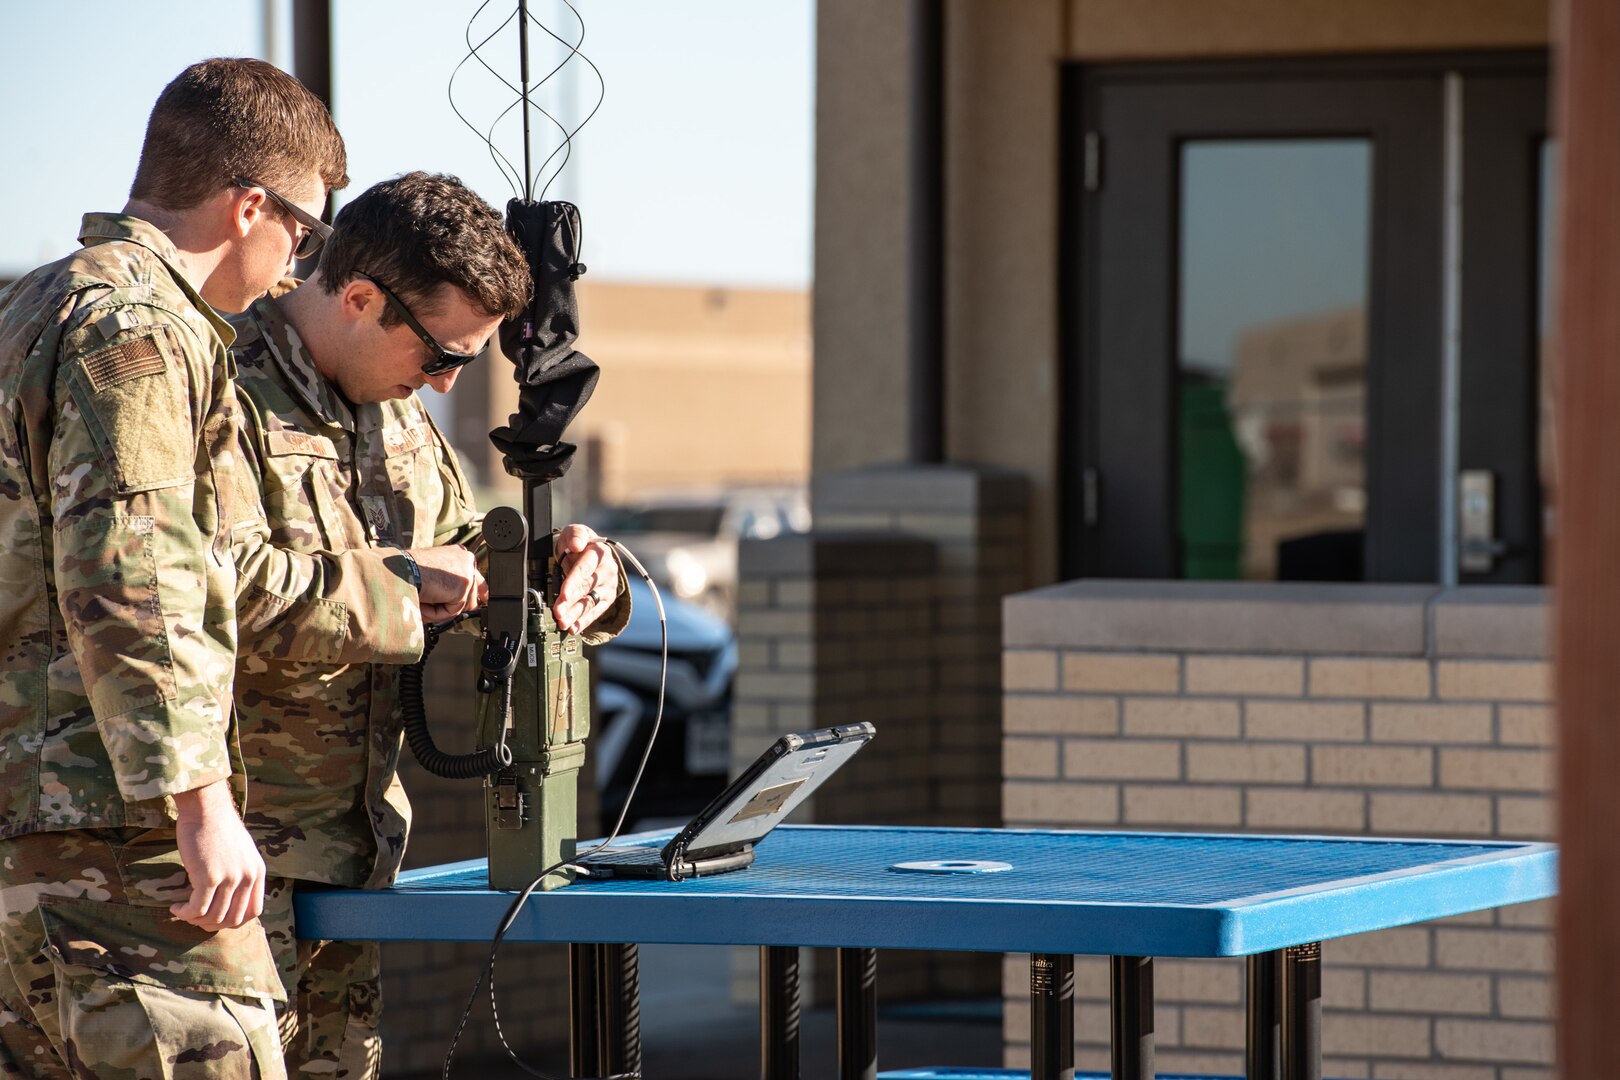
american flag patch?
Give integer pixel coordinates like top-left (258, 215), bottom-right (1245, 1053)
top-left (81, 333), bottom-right (166, 393)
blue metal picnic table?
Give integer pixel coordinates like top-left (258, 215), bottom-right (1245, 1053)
top-left (295, 825), bottom-right (1557, 1080)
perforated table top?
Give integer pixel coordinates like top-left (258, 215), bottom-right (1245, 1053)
top-left (294, 826), bottom-right (1555, 957)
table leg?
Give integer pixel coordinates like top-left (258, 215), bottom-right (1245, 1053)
top-left (568, 943), bottom-right (600, 1077)
top-left (598, 943), bottom-right (641, 1078)
top-left (1281, 942), bottom-right (1321, 1080)
top-left (1246, 951), bottom-right (1281, 1080)
top-left (1029, 953), bottom-right (1074, 1080)
top-left (836, 946), bottom-right (878, 1080)
top-left (1110, 956), bottom-right (1154, 1080)
top-left (760, 945), bottom-right (801, 1080)
top-left (568, 943), bottom-right (641, 1078)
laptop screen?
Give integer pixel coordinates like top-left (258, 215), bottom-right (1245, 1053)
top-left (668, 724), bottom-right (875, 859)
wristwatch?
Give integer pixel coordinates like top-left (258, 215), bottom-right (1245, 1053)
top-left (399, 549), bottom-right (422, 591)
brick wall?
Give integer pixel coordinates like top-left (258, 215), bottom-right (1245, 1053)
top-left (1001, 582), bottom-right (1554, 1079)
top-left (732, 463), bottom-right (1028, 1005)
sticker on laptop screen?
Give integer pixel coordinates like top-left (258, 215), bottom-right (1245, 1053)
top-left (727, 778), bottom-right (807, 823)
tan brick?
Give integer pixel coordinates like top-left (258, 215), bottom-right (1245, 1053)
top-left (1187, 743), bottom-right (1305, 784)
top-left (1501, 1070), bottom-right (1556, 1080)
top-left (1003, 737), bottom-right (1060, 779)
top-left (1322, 1013), bottom-right (1432, 1058)
top-left (1440, 748), bottom-right (1554, 792)
top-left (736, 580), bottom-right (772, 609)
top-left (1437, 661), bottom-right (1553, 702)
top-left (1435, 928), bottom-right (1553, 973)
top-left (1074, 1002), bottom-right (1110, 1043)
top-left (1368, 971), bottom-right (1491, 1014)
top-left (1370, 793), bottom-right (1493, 836)
top-left (1004, 649), bottom-right (1059, 691)
top-left (1499, 898), bottom-right (1555, 929)
top-left (1005, 695), bottom-right (1118, 735)
top-left (1310, 658), bottom-right (1433, 699)
top-left (1499, 704), bottom-right (1554, 747)
top-left (1498, 795), bottom-right (1553, 838)
top-left (1064, 739), bottom-right (1181, 781)
top-left (773, 578), bottom-right (814, 607)
top-left (738, 639), bottom-right (773, 668)
top-left (1373, 1066), bottom-right (1495, 1080)
top-left (1004, 781), bottom-right (1118, 824)
top-left (734, 671), bottom-right (813, 700)
top-left (1185, 656), bottom-right (1304, 697)
top-left (774, 640), bottom-right (816, 668)
top-left (1313, 745), bottom-right (1433, 787)
top-left (1323, 1060), bottom-right (1373, 1080)
top-left (1435, 1019), bottom-right (1554, 1065)
top-left (1499, 974), bottom-right (1552, 1019)
top-left (1323, 968), bottom-right (1366, 1009)
top-left (1123, 697), bottom-right (1240, 738)
top-left (1371, 703), bottom-right (1493, 744)
top-left (1062, 653), bottom-right (1179, 693)
top-left (1124, 784), bottom-right (1241, 826)
top-left (1325, 928), bottom-right (1432, 967)
top-left (1246, 789), bottom-right (1366, 831)
top-left (1245, 700), bottom-right (1365, 742)
top-left (1153, 958), bottom-right (1242, 1003)
top-left (737, 609), bottom-right (813, 638)
top-left (1179, 1005), bottom-right (1246, 1050)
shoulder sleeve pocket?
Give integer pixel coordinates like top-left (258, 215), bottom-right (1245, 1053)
top-left (67, 324), bottom-right (196, 494)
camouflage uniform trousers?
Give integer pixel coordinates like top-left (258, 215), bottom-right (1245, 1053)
top-left (260, 880), bottom-right (380, 1080)
top-left (0, 828), bottom-right (285, 1080)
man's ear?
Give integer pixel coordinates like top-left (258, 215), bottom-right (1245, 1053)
top-left (339, 276), bottom-right (383, 323)
top-left (231, 185), bottom-right (269, 239)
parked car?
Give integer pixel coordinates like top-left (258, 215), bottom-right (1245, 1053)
top-left (587, 486), bottom-right (810, 623)
top-left (593, 572), bottom-right (737, 827)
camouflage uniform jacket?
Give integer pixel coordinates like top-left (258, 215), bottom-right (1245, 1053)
top-left (230, 296), bottom-right (485, 888)
top-left (231, 295), bottom-right (630, 889)
top-left (0, 214), bottom-right (256, 838)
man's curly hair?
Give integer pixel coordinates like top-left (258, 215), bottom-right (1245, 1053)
top-left (316, 171), bottom-right (531, 325)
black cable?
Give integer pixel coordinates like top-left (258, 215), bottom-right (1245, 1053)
top-left (441, 539), bottom-right (668, 1080)
top-left (402, 612), bottom-right (514, 779)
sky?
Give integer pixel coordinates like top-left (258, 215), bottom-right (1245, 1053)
top-left (0, 0), bottom-right (816, 287)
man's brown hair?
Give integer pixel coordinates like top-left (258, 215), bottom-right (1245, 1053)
top-left (316, 172), bottom-right (532, 325)
top-left (129, 58), bottom-right (348, 210)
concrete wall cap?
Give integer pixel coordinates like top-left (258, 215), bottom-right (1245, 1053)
top-left (1004, 579), bottom-right (1440, 655)
top-left (1431, 586), bottom-right (1550, 659)
top-left (739, 530), bottom-right (938, 576)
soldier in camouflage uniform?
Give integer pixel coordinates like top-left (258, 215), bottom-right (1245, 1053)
top-left (0, 63), bottom-right (487, 1080)
top-left (229, 172), bottom-right (628, 1079)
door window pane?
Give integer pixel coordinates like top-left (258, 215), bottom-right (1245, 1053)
top-left (1178, 140), bottom-right (1374, 580)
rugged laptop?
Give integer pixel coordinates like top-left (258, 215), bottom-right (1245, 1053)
top-left (575, 723), bottom-right (876, 881)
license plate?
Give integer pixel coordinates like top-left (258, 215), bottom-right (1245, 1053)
top-left (684, 710), bottom-right (730, 775)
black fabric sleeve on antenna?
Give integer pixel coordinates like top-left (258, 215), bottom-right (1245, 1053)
top-left (491, 198), bottom-right (600, 481)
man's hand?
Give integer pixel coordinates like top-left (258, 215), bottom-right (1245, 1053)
top-left (170, 779), bottom-right (265, 931)
top-left (412, 544), bottom-right (487, 622)
top-left (554, 524), bottom-right (620, 633)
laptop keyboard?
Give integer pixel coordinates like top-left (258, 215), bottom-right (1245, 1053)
top-left (584, 845), bottom-right (664, 866)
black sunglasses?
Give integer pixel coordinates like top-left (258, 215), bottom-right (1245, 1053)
top-left (354, 272), bottom-right (482, 376)
top-left (233, 176), bottom-right (333, 260)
